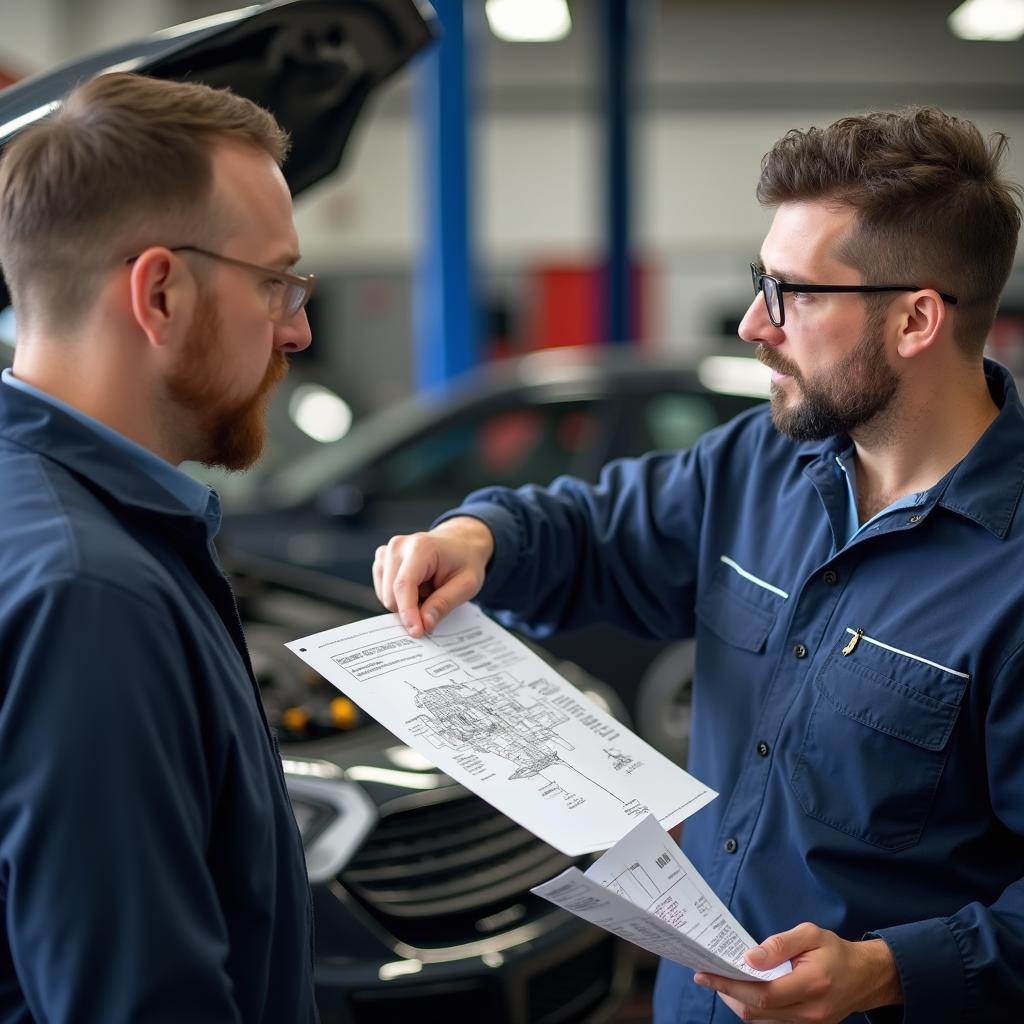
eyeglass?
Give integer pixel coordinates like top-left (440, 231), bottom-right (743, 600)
top-left (750, 262), bottom-right (958, 328)
top-left (125, 245), bottom-right (315, 322)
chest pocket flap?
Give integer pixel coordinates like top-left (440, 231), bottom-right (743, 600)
top-left (696, 558), bottom-right (785, 654)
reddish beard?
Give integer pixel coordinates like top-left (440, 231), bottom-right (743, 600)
top-left (166, 291), bottom-right (289, 470)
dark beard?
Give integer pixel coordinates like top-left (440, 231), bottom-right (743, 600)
top-left (756, 317), bottom-right (898, 441)
top-left (166, 293), bottom-right (288, 470)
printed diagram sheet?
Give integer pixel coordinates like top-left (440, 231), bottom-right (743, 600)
top-left (533, 815), bottom-right (792, 982)
top-left (285, 606), bottom-right (716, 855)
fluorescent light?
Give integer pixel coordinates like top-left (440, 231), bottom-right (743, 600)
top-left (486, 0), bottom-right (572, 42)
top-left (288, 384), bottom-right (353, 443)
top-left (949, 0), bottom-right (1024, 40)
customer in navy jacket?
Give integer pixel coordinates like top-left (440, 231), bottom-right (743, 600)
top-left (0, 74), bottom-right (317, 1022)
top-left (374, 108), bottom-right (1024, 1023)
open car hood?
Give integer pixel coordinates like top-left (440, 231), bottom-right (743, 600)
top-left (0, 0), bottom-right (436, 309)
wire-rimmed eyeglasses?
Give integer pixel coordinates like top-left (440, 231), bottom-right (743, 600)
top-left (125, 245), bottom-right (315, 323)
top-left (750, 262), bottom-right (958, 328)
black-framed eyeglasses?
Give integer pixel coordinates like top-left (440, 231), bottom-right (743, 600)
top-left (750, 263), bottom-right (958, 328)
top-left (125, 245), bottom-right (315, 323)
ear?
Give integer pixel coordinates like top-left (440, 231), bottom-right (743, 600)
top-left (127, 248), bottom-right (196, 348)
top-left (894, 290), bottom-right (947, 361)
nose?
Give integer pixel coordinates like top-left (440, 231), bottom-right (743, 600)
top-left (738, 292), bottom-right (781, 348)
top-left (274, 307), bottom-right (312, 353)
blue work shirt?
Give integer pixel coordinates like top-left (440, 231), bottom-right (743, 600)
top-left (0, 375), bottom-right (317, 1023)
top-left (445, 359), bottom-right (1024, 1023)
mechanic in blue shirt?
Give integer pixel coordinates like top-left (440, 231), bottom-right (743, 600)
top-left (374, 107), bottom-right (1024, 1023)
top-left (0, 74), bottom-right (318, 1022)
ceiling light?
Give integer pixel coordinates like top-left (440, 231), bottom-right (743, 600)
top-left (948, 0), bottom-right (1024, 40)
top-left (486, 0), bottom-right (572, 42)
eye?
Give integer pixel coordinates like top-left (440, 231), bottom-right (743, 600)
top-left (264, 277), bottom-right (288, 292)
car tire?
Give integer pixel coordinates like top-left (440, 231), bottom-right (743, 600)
top-left (635, 639), bottom-right (695, 767)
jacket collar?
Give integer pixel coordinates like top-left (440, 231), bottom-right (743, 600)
top-left (0, 380), bottom-right (215, 539)
top-left (793, 359), bottom-right (1024, 539)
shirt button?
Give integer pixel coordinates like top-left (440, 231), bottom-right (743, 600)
top-left (823, 570), bottom-right (838, 585)
top-left (793, 643), bottom-right (808, 659)
top-left (724, 838), bottom-right (738, 854)
top-left (757, 741), bottom-right (770, 757)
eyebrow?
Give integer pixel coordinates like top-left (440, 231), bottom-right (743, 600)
top-left (272, 251), bottom-right (302, 270)
top-left (755, 258), bottom-right (803, 283)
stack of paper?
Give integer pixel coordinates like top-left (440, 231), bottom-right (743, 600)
top-left (533, 814), bottom-right (790, 982)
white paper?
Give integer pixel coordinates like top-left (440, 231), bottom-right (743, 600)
top-left (532, 815), bottom-right (792, 982)
top-left (285, 605), bottom-right (716, 856)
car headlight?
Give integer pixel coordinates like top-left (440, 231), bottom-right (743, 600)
top-left (282, 762), bottom-right (378, 883)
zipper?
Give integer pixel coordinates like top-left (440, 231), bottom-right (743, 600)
top-left (841, 627), bottom-right (969, 679)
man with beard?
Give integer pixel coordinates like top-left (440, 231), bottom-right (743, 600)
top-left (373, 107), bottom-right (1024, 1023)
top-left (0, 74), bottom-right (317, 1022)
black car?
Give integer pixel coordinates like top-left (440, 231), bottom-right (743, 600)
top-left (0, 4), bottom-right (635, 1022)
top-left (217, 345), bottom-right (769, 760)
top-left (233, 554), bottom-right (634, 1024)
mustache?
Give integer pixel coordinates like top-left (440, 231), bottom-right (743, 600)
top-left (756, 344), bottom-right (800, 380)
top-left (255, 349), bottom-right (289, 403)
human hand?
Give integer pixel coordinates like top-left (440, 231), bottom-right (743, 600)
top-left (373, 517), bottom-right (495, 636)
top-left (693, 926), bottom-right (902, 1023)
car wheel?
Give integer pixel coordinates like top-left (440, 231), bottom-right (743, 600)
top-left (635, 639), bottom-right (695, 767)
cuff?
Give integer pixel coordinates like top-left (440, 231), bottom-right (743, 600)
top-left (866, 917), bottom-right (964, 1024)
top-left (432, 502), bottom-right (522, 604)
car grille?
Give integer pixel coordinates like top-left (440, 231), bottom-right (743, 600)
top-left (339, 788), bottom-right (575, 947)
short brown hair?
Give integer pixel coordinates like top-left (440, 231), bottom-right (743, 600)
top-left (757, 107), bottom-right (1022, 355)
top-left (0, 72), bottom-right (290, 331)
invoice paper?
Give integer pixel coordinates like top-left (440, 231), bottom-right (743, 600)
top-left (285, 605), bottom-right (716, 856)
top-left (532, 814), bottom-right (792, 982)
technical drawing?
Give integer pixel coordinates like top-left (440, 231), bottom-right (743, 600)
top-left (604, 748), bottom-right (634, 772)
top-left (409, 675), bottom-right (573, 780)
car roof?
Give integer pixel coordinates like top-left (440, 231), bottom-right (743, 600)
top-left (262, 347), bottom-right (769, 507)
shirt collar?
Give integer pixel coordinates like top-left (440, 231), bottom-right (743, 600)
top-left (791, 359), bottom-right (1024, 540)
top-left (933, 360), bottom-right (1024, 539)
top-left (1, 367), bottom-right (221, 541)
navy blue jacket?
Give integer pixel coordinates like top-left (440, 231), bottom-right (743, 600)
top-left (448, 361), bottom-right (1024, 1024)
top-left (0, 383), bottom-right (317, 1023)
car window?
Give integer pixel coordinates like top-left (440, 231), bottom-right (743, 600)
top-left (374, 401), bottom-right (602, 501)
top-left (613, 392), bottom-right (721, 456)
top-left (644, 394), bottom-right (721, 450)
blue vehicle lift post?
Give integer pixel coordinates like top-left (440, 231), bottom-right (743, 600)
top-left (602, 0), bottom-right (633, 346)
top-left (413, 0), bottom-right (479, 391)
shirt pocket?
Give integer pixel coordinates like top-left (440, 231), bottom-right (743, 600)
top-left (696, 555), bottom-right (787, 653)
top-left (789, 627), bottom-right (969, 852)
